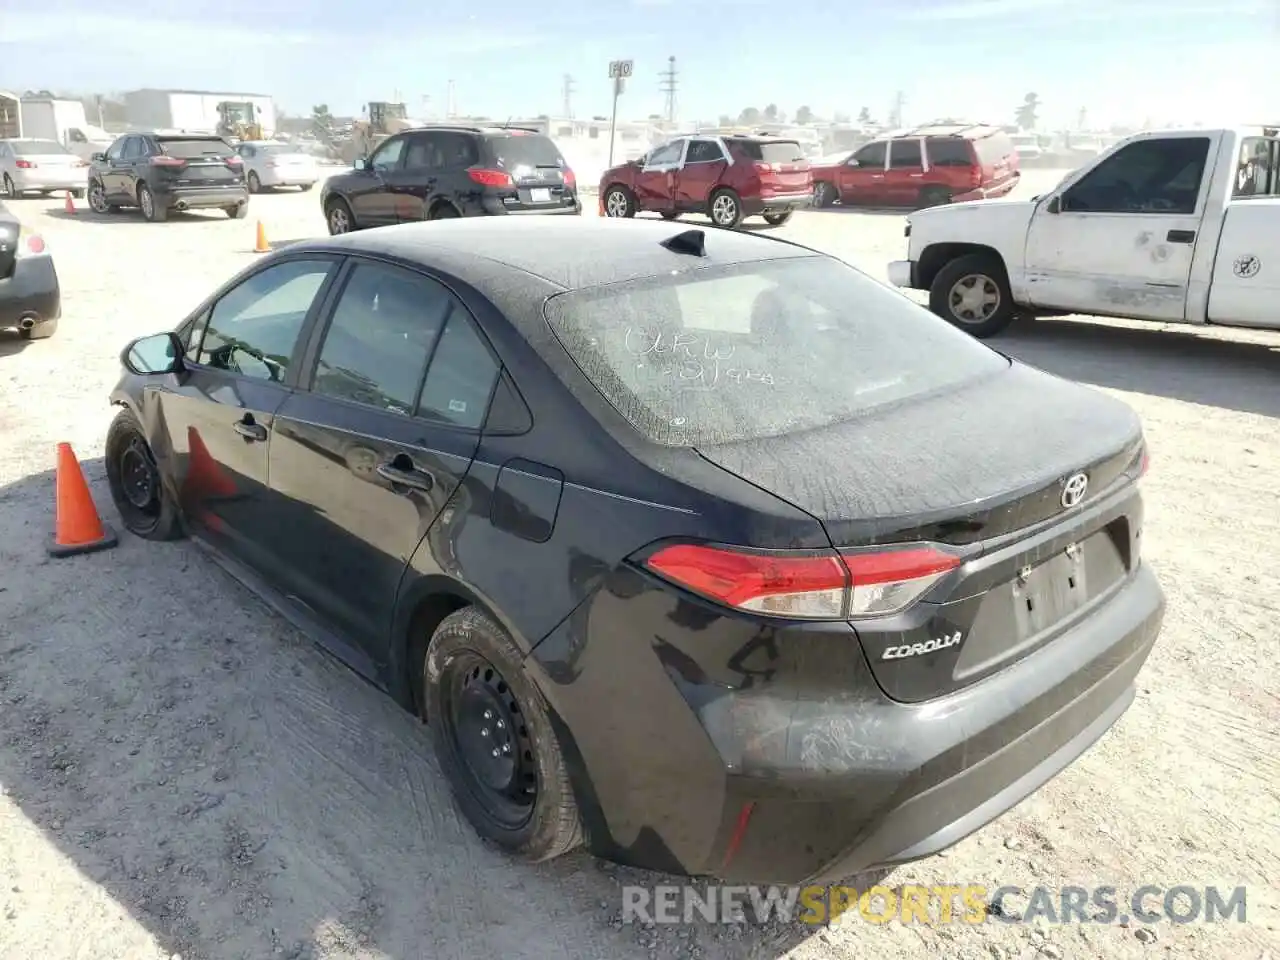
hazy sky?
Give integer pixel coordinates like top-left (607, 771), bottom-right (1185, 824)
top-left (1, 0), bottom-right (1275, 127)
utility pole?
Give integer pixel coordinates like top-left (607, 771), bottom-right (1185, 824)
top-left (659, 56), bottom-right (678, 126)
top-left (889, 90), bottom-right (905, 129)
top-left (562, 74), bottom-right (577, 118)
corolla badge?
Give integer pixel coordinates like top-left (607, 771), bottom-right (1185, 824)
top-left (1061, 472), bottom-right (1089, 509)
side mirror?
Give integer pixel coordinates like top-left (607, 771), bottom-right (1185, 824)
top-left (355, 156), bottom-right (371, 171)
top-left (1046, 195), bottom-right (1061, 214)
top-left (90, 152), bottom-right (106, 163)
top-left (846, 158), bottom-right (860, 167)
top-left (122, 332), bottom-right (184, 376)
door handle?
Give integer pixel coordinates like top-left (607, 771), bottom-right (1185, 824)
top-left (1166, 229), bottom-right (1196, 244)
top-left (233, 418), bottom-right (268, 442)
top-left (376, 461), bottom-right (434, 492)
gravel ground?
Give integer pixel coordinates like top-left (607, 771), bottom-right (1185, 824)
top-left (1, 171), bottom-right (1277, 960)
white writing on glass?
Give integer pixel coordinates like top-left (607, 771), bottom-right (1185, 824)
top-left (624, 327), bottom-right (774, 387)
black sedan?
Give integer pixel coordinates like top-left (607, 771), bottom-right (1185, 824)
top-left (0, 200), bottom-right (60, 339)
top-left (107, 216), bottom-right (1165, 884)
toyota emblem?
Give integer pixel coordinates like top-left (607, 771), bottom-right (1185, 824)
top-left (1061, 472), bottom-right (1089, 509)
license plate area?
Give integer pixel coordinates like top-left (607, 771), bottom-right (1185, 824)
top-left (529, 187), bottom-right (551, 203)
top-left (1013, 549), bottom-right (1088, 636)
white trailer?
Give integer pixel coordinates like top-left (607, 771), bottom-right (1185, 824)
top-left (14, 98), bottom-right (114, 160)
top-left (123, 89), bottom-right (276, 137)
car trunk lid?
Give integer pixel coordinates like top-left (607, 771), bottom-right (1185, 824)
top-left (485, 131), bottom-right (577, 211)
top-left (734, 139), bottom-right (811, 192)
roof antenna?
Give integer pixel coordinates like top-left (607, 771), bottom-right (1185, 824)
top-left (660, 228), bottom-right (708, 257)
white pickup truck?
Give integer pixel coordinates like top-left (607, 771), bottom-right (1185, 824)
top-left (887, 126), bottom-right (1279, 337)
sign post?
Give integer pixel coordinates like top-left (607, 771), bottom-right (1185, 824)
top-left (606, 59), bottom-right (633, 168)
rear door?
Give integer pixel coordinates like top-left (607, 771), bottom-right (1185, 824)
top-left (839, 140), bottom-right (887, 204)
top-left (673, 138), bottom-right (727, 212)
top-left (634, 139), bottom-right (684, 213)
top-left (152, 135), bottom-right (242, 191)
top-left (267, 259), bottom-right (502, 658)
top-left (153, 256), bottom-right (341, 572)
top-left (486, 132), bottom-right (576, 211)
top-left (884, 137), bottom-right (925, 205)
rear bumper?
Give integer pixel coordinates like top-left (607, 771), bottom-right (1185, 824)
top-left (533, 560), bottom-right (1164, 885)
top-left (482, 195), bottom-right (583, 216)
top-left (0, 254), bottom-right (61, 328)
top-left (154, 185), bottom-right (249, 209)
top-left (9, 171), bottom-right (85, 193)
top-left (954, 172), bottom-right (1021, 203)
top-left (887, 259), bottom-right (918, 289)
top-left (258, 169), bottom-right (318, 187)
top-left (743, 191), bottom-right (814, 216)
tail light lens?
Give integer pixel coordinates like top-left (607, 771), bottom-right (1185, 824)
top-left (969, 165), bottom-right (982, 188)
top-left (468, 168), bottom-right (514, 187)
top-left (225, 155), bottom-right (243, 167)
top-left (150, 156), bottom-right (185, 167)
top-left (14, 159), bottom-right (32, 169)
top-left (562, 167), bottom-right (576, 187)
top-left (643, 542), bottom-right (960, 621)
top-left (17, 233), bottom-right (46, 257)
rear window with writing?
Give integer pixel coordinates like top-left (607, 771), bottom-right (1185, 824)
top-left (545, 256), bottom-right (1008, 446)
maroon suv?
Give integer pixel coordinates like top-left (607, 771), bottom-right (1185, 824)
top-left (599, 134), bottom-right (812, 229)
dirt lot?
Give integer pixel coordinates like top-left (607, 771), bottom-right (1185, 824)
top-left (1, 171), bottom-right (1277, 960)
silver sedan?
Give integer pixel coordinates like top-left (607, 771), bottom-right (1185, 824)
top-left (0, 139), bottom-right (88, 199)
top-left (235, 140), bottom-right (320, 193)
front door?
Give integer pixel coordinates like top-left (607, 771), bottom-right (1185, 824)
top-left (634, 139), bottom-right (684, 213)
top-left (349, 135), bottom-right (406, 226)
top-left (672, 138), bottom-right (727, 213)
top-left (386, 131), bottom-right (444, 222)
top-left (267, 259), bottom-right (502, 659)
top-left (838, 140), bottom-right (887, 204)
top-left (884, 137), bottom-right (926, 205)
top-left (103, 137), bottom-right (135, 201)
top-left (1023, 135), bottom-right (1211, 322)
top-left (152, 256), bottom-right (341, 572)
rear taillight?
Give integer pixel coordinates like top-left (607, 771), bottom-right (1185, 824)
top-left (150, 156), bottom-right (184, 167)
top-left (225, 155), bottom-right (243, 167)
top-left (643, 542), bottom-right (960, 621)
top-left (1138, 448), bottom-right (1150, 479)
top-left (468, 168), bottom-right (514, 187)
top-left (969, 165), bottom-right (982, 188)
top-left (754, 161), bottom-right (775, 175)
top-left (563, 167), bottom-right (576, 187)
top-left (17, 233), bottom-right (46, 257)
top-left (14, 159), bottom-right (32, 169)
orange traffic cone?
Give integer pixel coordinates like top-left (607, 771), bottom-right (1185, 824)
top-left (48, 443), bottom-right (117, 557)
top-left (64, 190), bottom-right (76, 214)
top-left (182, 427), bottom-right (238, 501)
top-left (254, 220), bottom-right (270, 253)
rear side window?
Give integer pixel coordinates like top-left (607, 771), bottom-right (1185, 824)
top-left (11, 140), bottom-right (68, 155)
top-left (973, 132), bottom-right (1015, 166)
top-left (730, 139), bottom-right (805, 164)
top-left (889, 139), bottom-right (922, 168)
top-left (488, 133), bottom-right (567, 170)
top-left (925, 138), bottom-right (973, 167)
top-left (545, 257), bottom-right (1009, 446)
top-left (159, 137), bottom-right (233, 158)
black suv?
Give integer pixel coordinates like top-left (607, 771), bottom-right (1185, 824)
top-left (321, 124), bottom-right (580, 234)
top-left (87, 132), bottom-right (249, 222)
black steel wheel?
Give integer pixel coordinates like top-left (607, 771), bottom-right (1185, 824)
top-left (424, 608), bottom-right (582, 861)
top-left (105, 408), bottom-right (184, 540)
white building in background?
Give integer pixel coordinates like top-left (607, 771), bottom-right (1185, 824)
top-left (510, 116), bottom-right (665, 184)
top-left (122, 89), bottom-right (277, 137)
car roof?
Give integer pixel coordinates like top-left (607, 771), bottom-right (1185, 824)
top-left (291, 217), bottom-right (819, 293)
top-left (400, 124), bottom-right (548, 138)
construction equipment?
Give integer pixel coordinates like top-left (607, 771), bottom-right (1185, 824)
top-left (216, 101), bottom-right (263, 142)
top-left (344, 101), bottom-right (413, 164)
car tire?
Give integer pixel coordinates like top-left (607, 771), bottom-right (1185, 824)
top-left (104, 408), bottom-right (184, 541)
top-left (602, 185), bottom-right (635, 218)
top-left (928, 253), bottom-right (1016, 338)
top-left (70, 189), bottom-right (85, 200)
top-left (87, 180), bottom-right (118, 214)
top-left (708, 188), bottom-right (743, 229)
top-left (138, 184), bottom-right (168, 222)
top-left (813, 181), bottom-right (836, 208)
top-left (424, 607), bottom-right (583, 863)
top-left (247, 171), bottom-right (262, 194)
top-left (762, 211), bottom-right (793, 227)
top-left (2, 174), bottom-right (18, 199)
top-left (429, 203), bottom-right (460, 220)
top-left (919, 186), bottom-right (952, 208)
top-left (326, 197), bottom-right (355, 235)
top-left (660, 211), bottom-right (679, 221)
top-left (299, 183), bottom-right (313, 192)
top-left (226, 202), bottom-right (248, 219)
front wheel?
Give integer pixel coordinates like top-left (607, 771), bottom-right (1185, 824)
top-left (424, 608), bottom-right (583, 862)
top-left (708, 188), bottom-right (743, 229)
top-left (603, 185), bottom-right (635, 218)
top-left (762, 211), bottom-right (793, 227)
top-left (326, 198), bottom-right (355, 235)
top-left (87, 181), bottom-right (118, 214)
top-left (105, 409), bottom-right (184, 540)
top-left (813, 181), bottom-right (836, 208)
top-left (928, 253), bottom-right (1016, 338)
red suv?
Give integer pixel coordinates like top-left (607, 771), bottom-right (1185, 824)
top-left (599, 134), bottom-right (812, 229)
top-left (810, 123), bottom-right (1020, 209)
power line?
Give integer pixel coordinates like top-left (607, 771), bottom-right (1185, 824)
top-left (659, 56), bottom-right (678, 124)
top-left (562, 74), bottom-right (577, 118)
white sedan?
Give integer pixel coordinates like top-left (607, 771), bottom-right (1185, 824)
top-left (0, 139), bottom-right (89, 199)
top-left (234, 140), bottom-right (320, 193)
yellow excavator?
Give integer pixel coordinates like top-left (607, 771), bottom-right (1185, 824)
top-left (216, 101), bottom-right (263, 142)
top-left (344, 101), bottom-right (414, 164)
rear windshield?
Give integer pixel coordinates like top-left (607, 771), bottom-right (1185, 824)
top-left (158, 137), bottom-right (233, 158)
top-left (974, 132), bottom-right (1015, 165)
top-left (545, 257), bottom-right (1009, 446)
top-left (11, 140), bottom-right (69, 155)
top-left (488, 133), bottom-right (566, 169)
top-left (730, 139), bottom-right (806, 163)
top-left (256, 143), bottom-right (300, 155)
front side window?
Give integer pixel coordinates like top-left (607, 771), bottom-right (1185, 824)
top-left (645, 141), bottom-right (684, 166)
top-left (853, 141), bottom-right (886, 168)
top-left (196, 259), bottom-right (334, 381)
top-left (1062, 137), bottom-right (1210, 214)
top-left (370, 137), bottom-right (405, 172)
top-left (105, 139), bottom-right (125, 161)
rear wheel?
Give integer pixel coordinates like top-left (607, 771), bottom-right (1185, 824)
top-left (603, 185), bottom-right (635, 218)
top-left (1, 175), bottom-right (17, 199)
top-left (138, 183), bottom-right (167, 222)
top-left (299, 183), bottom-right (313, 192)
top-left (105, 408), bottom-right (184, 541)
top-left (429, 203), bottom-right (460, 220)
top-left (326, 197), bottom-right (355, 234)
top-left (762, 211), bottom-right (793, 227)
top-left (660, 211), bottom-right (679, 221)
top-left (708, 188), bottom-right (743, 229)
top-left (247, 171), bottom-right (262, 194)
top-left (225, 202), bottom-right (248, 219)
top-left (928, 253), bottom-right (1016, 338)
top-left (424, 608), bottom-right (583, 862)
top-left (71, 188), bottom-right (85, 200)
top-left (813, 181), bottom-right (836, 208)
top-left (919, 186), bottom-right (952, 208)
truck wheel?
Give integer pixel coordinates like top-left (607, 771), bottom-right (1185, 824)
top-left (929, 253), bottom-right (1016, 338)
